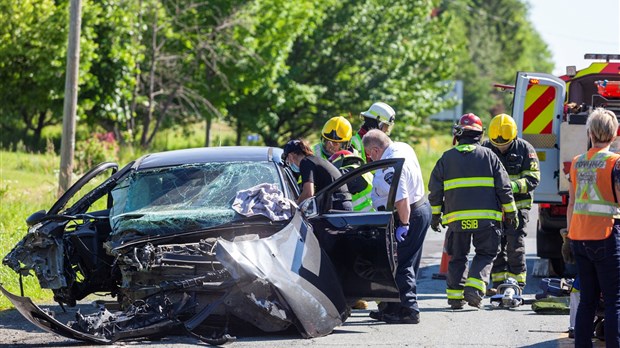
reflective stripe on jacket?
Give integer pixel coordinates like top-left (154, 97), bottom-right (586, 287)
top-left (482, 138), bottom-right (540, 210)
top-left (569, 148), bottom-right (620, 240)
top-left (428, 142), bottom-right (516, 232)
top-left (351, 171), bottom-right (373, 212)
top-left (350, 133), bottom-right (367, 163)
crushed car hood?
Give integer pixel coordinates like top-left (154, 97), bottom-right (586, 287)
top-left (1, 213), bottom-right (349, 344)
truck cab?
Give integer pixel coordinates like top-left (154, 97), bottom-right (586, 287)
top-left (511, 54), bottom-right (620, 276)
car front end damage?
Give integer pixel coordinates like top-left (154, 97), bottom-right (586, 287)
top-left (2, 211), bottom-right (349, 344)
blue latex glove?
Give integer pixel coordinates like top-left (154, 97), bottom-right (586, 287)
top-left (395, 225), bottom-right (409, 242)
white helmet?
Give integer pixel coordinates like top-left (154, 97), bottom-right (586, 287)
top-left (361, 102), bottom-right (395, 134)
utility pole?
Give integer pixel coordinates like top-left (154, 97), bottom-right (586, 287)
top-left (58, 0), bottom-right (82, 197)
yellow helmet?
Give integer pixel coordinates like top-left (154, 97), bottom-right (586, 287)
top-left (321, 116), bottom-right (353, 144)
top-left (488, 113), bottom-right (517, 146)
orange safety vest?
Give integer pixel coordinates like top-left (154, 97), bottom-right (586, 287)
top-left (569, 148), bottom-right (620, 240)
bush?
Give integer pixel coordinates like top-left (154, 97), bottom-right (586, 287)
top-left (75, 132), bottom-right (119, 173)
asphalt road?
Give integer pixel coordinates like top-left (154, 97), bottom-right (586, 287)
top-left (0, 206), bottom-right (603, 347)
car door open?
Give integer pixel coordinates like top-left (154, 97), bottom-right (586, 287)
top-left (304, 158), bottom-right (404, 302)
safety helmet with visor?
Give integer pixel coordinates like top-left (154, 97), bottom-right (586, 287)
top-left (488, 113), bottom-right (517, 147)
top-left (360, 102), bottom-right (396, 135)
top-left (321, 116), bottom-right (353, 155)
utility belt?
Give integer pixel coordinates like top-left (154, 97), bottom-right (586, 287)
top-left (377, 197), bottom-right (427, 213)
top-left (410, 197), bottom-right (427, 210)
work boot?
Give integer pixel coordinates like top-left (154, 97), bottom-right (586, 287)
top-left (352, 300), bottom-right (368, 310)
top-left (369, 310), bottom-right (383, 321)
top-left (464, 291), bottom-right (483, 309)
top-left (383, 309), bottom-right (420, 324)
top-left (448, 299), bottom-right (466, 309)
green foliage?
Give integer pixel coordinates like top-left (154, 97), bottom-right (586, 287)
top-left (220, 0), bottom-right (457, 146)
top-left (74, 132), bottom-right (119, 174)
top-left (0, 0), bottom-right (68, 148)
top-left (0, 0), bottom-right (554, 154)
top-left (441, 0), bottom-right (553, 118)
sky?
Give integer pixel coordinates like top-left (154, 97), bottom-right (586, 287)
top-left (527, 0), bottom-right (620, 76)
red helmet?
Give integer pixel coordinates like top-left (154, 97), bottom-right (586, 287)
top-left (328, 150), bottom-right (353, 163)
top-left (458, 113), bottom-right (483, 131)
top-left (452, 113), bottom-right (483, 143)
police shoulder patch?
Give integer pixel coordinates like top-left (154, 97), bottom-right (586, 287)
top-left (384, 171), bottom-right (394, 185)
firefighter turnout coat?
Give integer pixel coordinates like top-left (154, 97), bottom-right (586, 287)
top-left (482, 138), bottom-right (540, 210)
top-left (429, 143), bottom-right (516, 232)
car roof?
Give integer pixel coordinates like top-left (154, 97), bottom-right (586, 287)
top-left (136, 146), bottom-right (284, 170)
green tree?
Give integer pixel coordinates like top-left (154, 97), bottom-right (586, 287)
top-left (223, 0), bottom-right (457, 146)
top-left (0, 0), bottom-right (69, 148)
top-left (441, 0), bottom-right (553, 119)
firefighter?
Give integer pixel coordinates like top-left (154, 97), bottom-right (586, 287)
top-left (328, 150), bottom-right (374, 212)
top-left (428, 113), bottom-right (518, 309)
top-left (313, 116), bottom-right (356, 160)
top-left (567, 108), bottom-right (620, 346)
top-left (351, 102), bottom-right (396, 162)
top-left (483, 114), bottom-right (540, 292)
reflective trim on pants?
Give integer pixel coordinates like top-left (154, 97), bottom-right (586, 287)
top-left (465, 277), bottom-right (486, 293)
top-left (447, 289), bottom-right (464, 300)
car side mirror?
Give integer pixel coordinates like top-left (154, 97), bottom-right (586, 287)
top-left (26, 210), bottom-right (47, 227)
top-left (299, 198), bottom-right (318, 218)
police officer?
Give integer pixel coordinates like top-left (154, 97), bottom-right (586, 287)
top-left (483, 114), bottom-right (540, 292)
top-left (362, 129), bottom-right (431, 324)
top-left (428, 113), bottom-right (517, 309)
top-left (351, 102), bottom-right (396, 162)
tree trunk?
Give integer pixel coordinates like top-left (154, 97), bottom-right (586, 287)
top-left (205, 116), bottom-right (212, 147)
top-left (32, 111), bottom-right (46, 148)
top-left (235, 118), bottom-right (242, 146)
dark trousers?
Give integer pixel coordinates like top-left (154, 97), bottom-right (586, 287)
top-left (447, 226), bottom-right (501, 297)
top-left (492, 209), bottom-right (528, 286)
top-left (572, 228), bottom-right (620, 348)
top-left (385, 200), bottom-right (431, 314)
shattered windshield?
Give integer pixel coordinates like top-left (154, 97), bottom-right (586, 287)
top-left (110, 161), bottom-right (282, 237)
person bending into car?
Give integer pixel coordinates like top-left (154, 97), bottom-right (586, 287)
top-left (282, 139), bottom-right (353, 211)
top-left (362, 129), bottom-right (431, 324)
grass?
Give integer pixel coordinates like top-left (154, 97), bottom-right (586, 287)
top-left (0, 151), bottom-right (59, 309)
top-left (0, 129), bottom-right (454, 310)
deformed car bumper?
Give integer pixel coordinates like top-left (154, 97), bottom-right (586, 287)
top-left (1, 213), bottom-right (350, 344)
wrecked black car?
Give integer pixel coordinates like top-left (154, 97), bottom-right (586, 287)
top-left (1, 146), bottom-right (403, 344)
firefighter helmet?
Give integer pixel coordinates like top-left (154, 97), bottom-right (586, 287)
top-left (489, 113), bottom-right (517, 146)
top-left (322, 116), bottom-right (353, 145)
top-left (361, 102), bottom-right (396, 134)
top-left (453, 113), bottom-right (484, 137)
